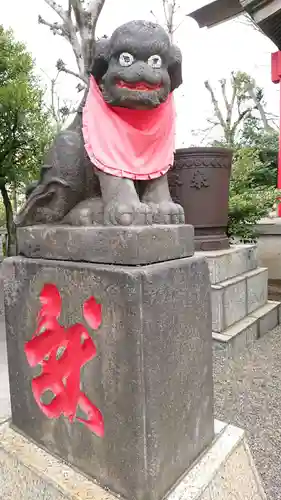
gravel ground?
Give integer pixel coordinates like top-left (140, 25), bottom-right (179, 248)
top-left (214, 325), bottom-right (281, 500)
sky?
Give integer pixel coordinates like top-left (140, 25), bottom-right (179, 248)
top-left (2, 0), bottom-right (280, 146)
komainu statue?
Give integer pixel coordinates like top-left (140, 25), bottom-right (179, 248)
top-left (16, 21), bottom-right (184, 227)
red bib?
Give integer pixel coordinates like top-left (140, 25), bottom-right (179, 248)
top-left (82, 76), bottom-right (176, 180)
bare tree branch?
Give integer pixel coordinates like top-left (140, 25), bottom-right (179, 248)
top-left (162, 0), bottom-right (177, 41)
top-left (191, 123), bottom-right (218, 145)
top-left (40, 0), bottom-right (106, 83)
top-left (70, 0), bottom-right (84, 30)
top-left (87, 0), bottom-right (107, 31)
top-left (204, 80), bottom-right (226, 130)
top-left (172, 18), bottom-right (185, 35)
top-left (68, 0), bottom-right (71, 18)
top-left (150, 9), bottom-right (160, 24)
top-left (232, 107), bottom-right (254, 131)
top-left (237, 13), bottom-right (266, 38)
top-left (220, 79), bottom-right (230, 114)
top-left (246, 83), bottom-right (274, 132)
top-left (43, 0), bottom-right (67, 21)
top-left (50, 75), bottom-right (60, 130)
top-left (38, 15), bottom-right (67, 36)
top-left (204, 70), bottom-right (275, 146)
top-left (42, 0), bottom-right (85, 79)
top-left (199, 123), bottom-right (218, 145)
top-left (229, 72), bottom-right (237, 116)
top-left (60, 65), bottom-right (87, 82)
top-left (162, 0), bottom-right (169, 25)
top-left (56, 59), bottom-right (87, 83)
top-left (67, 26), bottom-right (85, 77)
top-left (207, 118), bottom-right (220, 126)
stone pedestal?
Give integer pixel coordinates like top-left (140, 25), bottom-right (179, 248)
top-left (255, 217), bottom-right (281, 299)
top-left (0, 420), bottom-right (266, 500)
top-left (3, 225), bottom-right (214, 500)
top-left (198, 244), bottom-right (281, 358)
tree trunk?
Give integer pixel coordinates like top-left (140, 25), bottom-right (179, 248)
top-left (0, 183), bottom-right (17, 256)
top-left (12, 182), bottom-right (17, 213)
top-left (41, 0), bottom-right (107, 83)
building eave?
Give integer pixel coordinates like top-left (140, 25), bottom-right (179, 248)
top-left (188, 0), bottom-right (281, 48)
top-left (188, 0), bottom-right (244, 28)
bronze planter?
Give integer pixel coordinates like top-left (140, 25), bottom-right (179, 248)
top-left (168, 147), bottom-right (233, 251)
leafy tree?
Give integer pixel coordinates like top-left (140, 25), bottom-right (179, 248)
top-left (227, 148), bottom-right (278, 242)
top-left (204, 87), bottom-right (279, 238)
top-left (0, 26), bottom-right (53, 255)
top-left (239, 116), bottom-right (278, 187)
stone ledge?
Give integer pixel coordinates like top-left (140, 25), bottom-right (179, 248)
top-left (0, 421), bottom-right (266, 500)
top-left (213, 300), bottom-right (281, 358)
top-left (0, 422), bottom-right (113, 500)
top-left (256, 217), bottom-right (281, 235)
top-left (211, 267), bottom-right (268, 333)
top-left (197, 244), bottom-right (258, 285)
top-left (17, 225), bottom-right (194, 265)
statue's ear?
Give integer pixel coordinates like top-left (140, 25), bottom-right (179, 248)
top-left (91, 37), bottom-right (110, 83)
top-left (168, 45), bottom-right (183, 92)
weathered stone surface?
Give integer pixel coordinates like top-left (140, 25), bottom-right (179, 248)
top-left (212, 275), bottom-right (247, 332)
top-left (3, 254), bottom-right (213, 500)
top-left (17, 224), bottom-right (194, 265)
top-left (211, 285), bottom-right (224, 332)
top-left (0, 421), bottom-right (107, 500)
top-left (206, 244), bottom-right (279, 354)
top-left (0, 318), bottom-right (10, 424)
top-left (246, 268), bottom-right (268, 314)
top-left (213, 317), bottom-right (259, 360)
top-left (169, 423), bottom-right (266, 500)
top-left (255, 219), bottom-right (281, 282)
top-left (211, 267), bottom-right (268, 333)
top-left (0, 421), bottom-right (266, 500)
top-left (251, 301), bottom-right (279, 338)
top-left (198, 244), bottom-right (257, 285)
top-left (212, 301), bottom-right (280, 359)
top-left (256, 217), bottom-right (281, 235)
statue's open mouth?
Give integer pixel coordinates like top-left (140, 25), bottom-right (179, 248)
top-left (116, 80), bottom-right (162, 91)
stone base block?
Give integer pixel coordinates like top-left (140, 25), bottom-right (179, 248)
top-left (255, 217), bottom-right (281, 281)
top-left (0, 420), bottom-right (266, 500)
top-left (197, 244), bottom-right (258, 285)
top-left (3, 254), bottom-right (213, 500)
top-left (200, 244), bottom-right (281, 356)
top-left (17, 224), bottom-right (194, 265)
top-left (194, 233), bottom-right (229, 252)
top-left (268, 279), bottom-right (281, 301)
top-left (212, 268), bottom-right (268, 333)
top-left (213, 301), bottom-right (281, 359)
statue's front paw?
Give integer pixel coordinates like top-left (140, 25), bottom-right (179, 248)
top-left (104, 202), bottom-right (153, 226)
top-left (63, 199), bottom-right (104, 226)
top-left (149, 202), bottom-right (185, 225)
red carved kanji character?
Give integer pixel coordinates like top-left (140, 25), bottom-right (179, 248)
top-left (24, 284), bottom-right (104, 437)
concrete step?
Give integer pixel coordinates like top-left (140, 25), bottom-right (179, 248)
top-left (197, 244), bottom-right (258, 285)
top-left (213, 300), bottom-right (281, 359)
top-left (212, 267), bottom-right (268, 333)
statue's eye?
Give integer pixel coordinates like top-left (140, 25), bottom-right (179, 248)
top-left (119, 52), bottom-right (134, 67)
top-left (147, 55), bottom-right (162, 69)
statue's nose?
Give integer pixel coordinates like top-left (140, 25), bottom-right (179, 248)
top-left (126, 61), bottom-right (161, 84)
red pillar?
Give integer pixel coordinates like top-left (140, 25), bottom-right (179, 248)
top-left (271, 51), bottom-right (281, 217)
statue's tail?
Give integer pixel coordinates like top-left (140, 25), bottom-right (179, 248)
top-left (15, 179), bottom-right (71, 227)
